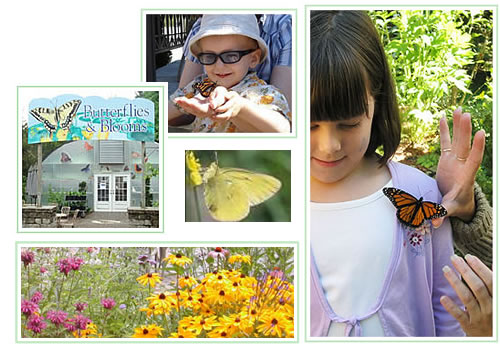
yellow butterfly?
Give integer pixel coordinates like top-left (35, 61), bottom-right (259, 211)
top-left (30, 99), bottom-right (82, 133)
top-left (201, 160), bottom-right (281, 222)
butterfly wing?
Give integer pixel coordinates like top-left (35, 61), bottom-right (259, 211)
top-left (421, 201), bottom-right (448, 220)
top-left (84, 141), bottom-right (94, 151)
top-left (383, 187), bottom-right (423, 228)
top-left (30, 107), bottom-right (58, 133)
top-left (81, 164), bottom-right (90, 173)
top-left (60, 152), bottom-right (71, 163)
top-left (193, 79), bottom-right (217, 97)
top-left (204, 166), bottom-right (281, 222)
top-left (57, 100), bottom-right (82, 130)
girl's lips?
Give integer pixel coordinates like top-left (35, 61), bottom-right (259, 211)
top-left (312, 156), bottom-right (345, 167)
top-left (216, 73), bottom-right (231, 78)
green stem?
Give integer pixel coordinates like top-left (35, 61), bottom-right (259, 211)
top-left (193, 186), bottom-right (202, 222)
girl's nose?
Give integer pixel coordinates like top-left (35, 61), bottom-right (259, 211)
top-left (319, 128), bottom-right (341, 153)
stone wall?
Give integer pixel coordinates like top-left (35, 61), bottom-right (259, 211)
top-left (22, 205), bottom-right (57, 228)
top-left (127, 207), bottom-right (159, 228)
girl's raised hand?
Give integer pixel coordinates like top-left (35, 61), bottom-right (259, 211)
top-left (173, 94), bottom-right (215, 119)
top-left (432, 108), bottom-right (486, 228)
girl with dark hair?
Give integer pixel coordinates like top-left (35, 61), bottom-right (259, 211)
top-left (309, 11), bottom-right (465, 337)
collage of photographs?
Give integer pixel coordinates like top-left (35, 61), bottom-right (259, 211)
top-left (7, 3), bottom-right (495, 344)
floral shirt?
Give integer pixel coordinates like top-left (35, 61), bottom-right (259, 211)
top-left (170, 72), bottom-right (291, 133)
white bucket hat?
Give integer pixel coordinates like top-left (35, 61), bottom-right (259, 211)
top-left (189, 14), bottom-right (268, 64)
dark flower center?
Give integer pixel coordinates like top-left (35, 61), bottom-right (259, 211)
top-left (159, 293), bottom-right (166, 299)
top-left (143, 329), bottom-right (149, 335)
top-left (147, 273), bottom-right (152, 278)
top-left (271, 318), bottom-right (278, 325)
top-left (176, 254), bottom-right (182, 258)
top-left (219, 290), bottom-right (225, 296)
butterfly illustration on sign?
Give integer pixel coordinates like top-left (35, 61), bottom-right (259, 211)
top-left (30, 99), bottom-right (82, 134)
top-left (186, 151), bottom-right (281, 222)
top-left (60, 152), bottom-right (72, 163)
top-left (84, 141), bottom-right (94, 151)
top-left (81, 164), bottom-right (90, 173)
top-left (383, 187), bottom-right (447, 228)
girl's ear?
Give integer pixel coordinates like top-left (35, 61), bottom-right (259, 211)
top-left (249, 48), bottom-right (262, 68)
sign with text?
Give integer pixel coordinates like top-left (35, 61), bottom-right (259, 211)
top-left (28, 94), bottom-right (155, 143)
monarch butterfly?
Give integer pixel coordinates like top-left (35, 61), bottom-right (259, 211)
top-left (193, 79), bottom-right (217, 97)
top-left (383, 187), bottom-right (447, 228)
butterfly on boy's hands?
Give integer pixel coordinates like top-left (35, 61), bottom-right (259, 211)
top-left (30, 99), bottom-right (82, 133)
top-left (193, 79), bottom-right (217, 98)
top-left (383, 187), bottom-right (447, 228)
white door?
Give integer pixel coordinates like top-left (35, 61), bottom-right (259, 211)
top-left (94, 174), bottom-right (130, 212)
top-left (112, 174), bottom-right (130, 211)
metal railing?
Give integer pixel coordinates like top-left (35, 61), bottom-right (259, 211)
top-left (146, 14), bottom-right (201, 81)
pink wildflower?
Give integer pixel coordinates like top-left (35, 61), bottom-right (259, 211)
top-left (74, 302), bottom-right (88, 312)
top-left (208, 247), bottom-right (230, 259)
top-left (101, 297), bottom-right (116, 310)
top-left (30, 291), bottom-right (43, 304)
top-left (57, 257), bottom-right (84, 275)
top-left (46, 310), bottom-right (68, 326)
top-left (21, 299), bottom-right (39, 317)
top-left (66, 313), bottom-right (91, 330)
top-left (40, 266), bottom-right (47, 274)
top-left (27, 314), bottom-right (47, 334)
top-left (21, 250), bottom-right (35, 267)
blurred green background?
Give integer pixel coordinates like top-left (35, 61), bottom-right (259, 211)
top-left (369, 10), bottom-right (493, 204)
top-left (186, 150), bottom-right (291, 222)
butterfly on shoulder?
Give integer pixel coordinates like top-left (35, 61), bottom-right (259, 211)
top-left (383, 187), bottom-right (447, 228)
top-left (30, 99), bottom-right (82, 133)
top-left (193, 79), bottom-right (217, 98)
top-left (201, 161), bottom-right (281, 222)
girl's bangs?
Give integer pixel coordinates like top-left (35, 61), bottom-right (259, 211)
top-left (310, 46), bottom-right (370, 122)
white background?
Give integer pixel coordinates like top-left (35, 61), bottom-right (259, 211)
top-left (1, 0), bottom-right (496, 344)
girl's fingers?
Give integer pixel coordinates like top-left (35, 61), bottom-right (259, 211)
top-left (440, 295), bottom-right (469, 327)
top-left (443, 261), bottom-right (481, 318)
top-left (455, 113), bottom-right (472, 162)
top-left (465, 254), bottom-right (493, 296)
top-left (463, 130), bottom-right (486, 183)
top-left (439, 115), bottom-right (452, 152)
top-left (451, 107), bottom-right (462, 152)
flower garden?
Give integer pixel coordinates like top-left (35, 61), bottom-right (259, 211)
top-left (20, 246), bottom-right (294, 338)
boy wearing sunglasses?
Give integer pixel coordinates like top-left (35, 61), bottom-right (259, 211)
top-left (169, 15), bottom-right (291, 133)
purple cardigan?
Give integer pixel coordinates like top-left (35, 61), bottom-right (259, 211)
top-left (310, 161), bottom-right (465, 337)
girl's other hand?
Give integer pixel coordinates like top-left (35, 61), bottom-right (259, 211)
top-left (432, 107), bottom-right (486, 228)
top-left (440, 254), bottom-right (492, 337)
top-left (173, 95), bottom-right (214, 118)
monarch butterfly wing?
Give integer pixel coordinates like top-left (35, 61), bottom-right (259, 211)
top-left (383, 187), bottom-right (423, 228)
top-left (219, 168), bottom-right (281, 206)
top-left (421, 201), bottom-right (448, 220)
top-left (204, 168), bottom-right (251, 222)
top-left (194, 79), bottom-right (217, 97)
top-left (30, 107), bottom-right (58, 133)
top-left (57, 99), bottom-right (82, 130)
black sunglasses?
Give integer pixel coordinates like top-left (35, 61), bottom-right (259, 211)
top-left (197, 49), bottom-right (257, 65)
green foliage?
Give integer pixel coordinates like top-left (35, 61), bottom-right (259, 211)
top-left (135, 91), bottom-right (160, 142)
top-left (370, 10), bottom-right (492, 203)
